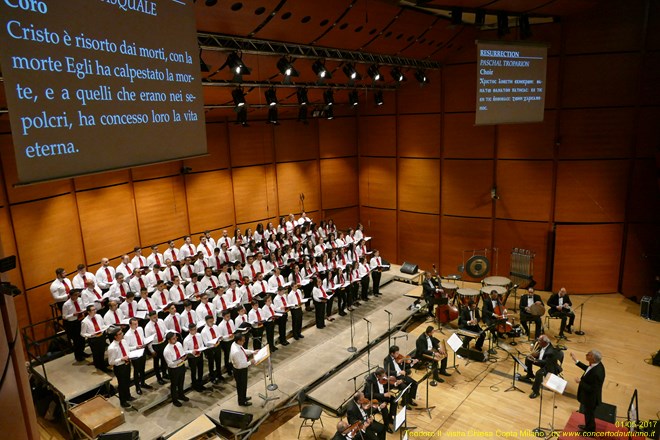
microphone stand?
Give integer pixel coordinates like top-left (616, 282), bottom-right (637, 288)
top-left (385, 310), bottom-right (392, 348)
top-left (364, 318), bottom-right (372, 372)
top-left (347, 308), bottom-right (357, 353)
top-left (574, 303), bottom-right (585, 336)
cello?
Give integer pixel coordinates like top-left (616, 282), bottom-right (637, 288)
top-left (433, 265), bottom-right (459, 324)
top-left (493, 297), bottom-right (513, 334)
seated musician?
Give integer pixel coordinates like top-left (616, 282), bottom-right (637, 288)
top-left (383, 346), bottom-right (418, 406)
top-left (363, 368), bottom-right (395, 433)
top-left (415, 326), bottom-right (451, 382)
top-left (481, 290), bottom-right (505, 339)
top-left (520, 287), bottom-right (544, 339)
top-left (346, 392), bottom-right (386, 440)
top-left (332, 421), bottom-right (351, 440)
top-left (421, 273), bottom-right (439, 318)
top-left (458, 300), bottom-right (486, 351)
top-left (524, 335), bottom-right (562, 399)
top-left (547, 287), bottom-right (575, 338)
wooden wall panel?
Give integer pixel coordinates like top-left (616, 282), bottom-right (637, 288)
top-left (443, 113), bottom-right (494, 159)
top-left (358, 116), bottom-right (396, 157)
top-left (185, 171), bottom-right (235, 233)
top-left (232, 165), bottom-right (278, 224)
top-left (398, 114), bottom-right (441, 158)
top-left (621, 223), bottom-right (660, 301)
top-left (641, 53), bottom-right (660, 107)
top-left (274, 120), bottom-right (319, 162)
top-left (553, 224), bottom-right (623, 293)
top-left (496, 161), bottom-right (553, 222)
top-left (637, 107), bottom-right (660, 158)
top-left (184, 122), bottom-right (229, 172)
top-left (77, 184), bottom-right (139, 263)
top-left (277, 161), bottom-right (320, 214)
top-left (359, 157), bottom-right (396, 209)
top-left (397, 71), bottom-right (442, 114)
top-left (11, 194), bottom-right (84, 288)
top-left (559, 108), bottom-right (635, 158)
top-left (494, 220), bottom-right (550, 289)
top-left (324, 206), bottom-right (359, 232)
top-left (555, 160), bottom-right (629, 223)
top-left (133, 176), bottom-right (189, 246)
top-left (442, 160), bottom-right (493, 218)
top-left (229, 123), bottom-right (274, 167)
top-left (440, 216), bottom-right (492, 281)
top-left (74, 171), bottom-right (130, 192)
top-left (359, 207), bottom-right (397, 261)
top-left (320, 158), bottom-right (358, 209)
top-left (319, 117), bottom-right (357, 158)
top-left (131, 161), bottom-right (182, 181)
top-left (627, 159), bottom-right (660, 223)
top-left (497, 111), bottom-right (556, 159)
top-left (398, 211), bottom-right (439, 272)
top-left (562, 54), bottom-right (641, 108)
top-left (443, 63), bottom-right (476, 113)
top-left (399, 159), bottom-right (440, 214)
top-left (25, 285), bottom-right (53, 335)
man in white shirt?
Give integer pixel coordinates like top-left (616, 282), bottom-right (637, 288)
top-left (229, 333), bottom-right (255, 406)
top-left (103, 300), bottom-right (124, 327)
top-left (247, 300), bottom-right (265, 350)
top-left (204, 230), bottom-right (217, 250)
top-left (129, 267), bottom-right (148, 294)
top-left (369, 250), bottom-right (384, 297)
top-left (144, 310), bottom-right (169, 385)
top-left (108, 273), bottom-right (129, 301)
top-left (219, 242), bottom-right (233, 265)
top-left (147, 244), bottom-right (164, 269)
top-left (218, 230), bottom-right (231, 249)
top-left (163, 240), bottom-right (180, 263)
top-left (169, 276), bottom-right (187, 307)
top-left (193, 252), bottom-right (208, 276)
top-left (153, 281), bottom-right (171, 311)
top-left (183, 323), bottom-right (206, 392)
top-left (130, 247), bottom-right (147, 271)
top-left (62, 289), bottom-right (86, 361)
top-left (163, 331), bottom-right (188, 407)
top-left (218, 310), bottom-right (236, 377)
top-left (252, 252), bottom-right (272, 277)
top-left (124, 317), bottom-right (152, 395)
top-left (231, 239), bottom-right (247, 265)
top-left (180, 300), bottom-right (198, 332)
top-left (80, 305), bottom-right (109, 372)
top-left (72, 264), bottom-right (95, 289)
top-left (137, 288), bottom-right (156, 314)
top-left (186, 273), bottom-right (203, 300)
top-left (146, 265), bottom-right (164, 288)
top-left (107, 326), bottom-right (134, 408)
top-left (243, 255), bottom-right (257, 281)
top-left (208, 247), bottom-right (223, 272)
top-left (287, 284), bottom-right (305, 340)
top-left (217, 264), bottom-right (231, 288)
top-left (119, 292), bottom-right (139, 321)
top-left (201, 267), bottom-right (220, 292)
top-left (163, 259), bottom-right (180, 284)
top-left (273, 286), bottom-right (291, 346)
top-left (81, 279), bottom-right (104, 312)
top-left (180, 257), bottom-right (195, 283)
top-left (196, 293), bottom-right (216, 323)
top-left (268, 267), bottom-right (286, 291)
top-left (240, 277), bottom-right (255, 305)
top-left (164, 303), bottom-right (184, 337)
top-left (116, 254), bottom-right (135, 279)
top-left (179, 236), bottom-right (197, 260)
top-left (201, 314), bottom-right (223, 384)
top-left (50, 267), bottom-right (72, 309)
top-left (95, 258), bottom-right (115, 290)
top-left (197, 235), bottom-right (214, 258)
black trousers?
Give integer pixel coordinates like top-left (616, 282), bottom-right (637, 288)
top-left (277, 313), bottom-right (288, 343)
top-left (325, 296), bottom-right (335, 317)
top-left (314, 299), bottom-right (326, 329)
top-left (367, 420), bottom-right (386, 440)
top-left (152, 342), bottom-right (168, 380)
top-left (347, 284), bottom-right (357, 307)
top-left (520, 312), bottom-right (543, 338)
top-left (251, 326), bottom-right (263, 350)
top-left (264, 321), bottom-right (276, 349)
top-left (168, 365), bottom-right (186, 403)
top-left (430, 356), bottom-right (449, 375)
top-left (220, 340), bottom-right (233, 375)
top-left (336, 288), bottom-right (347, 312)
top-left (461, 326), bottom-right (486, 350)
top-left (549, 309), bottom-right (576, 333)
top-left (87, 335), bottom-right (107, 371)
top-left (371, 271), bottom-right (381, 296)
top-left (64, 320), bottom-right (85, 361)
top-left (205, 346), bottom-right (222, 380)
top-left (361, 276), bottom-right (370, 300)
top-left (114, 362), bottom-right (131, 404)
top-left (187, 354), bottom-right (204, 388)
top-left (131, 355), bottom-right (146, 388)
top-left (234, 367), bottom-right (249, 404)
top-left (524, 359), bottom-right (548, 393)
top-left (302, 284), bottom-right (314, 310)
top-left (290, 307), bottom-right (303, 338)
top-left (399, 374), bottom-right (418, 403)
top-left (580, 402), bottom-right (597, 432)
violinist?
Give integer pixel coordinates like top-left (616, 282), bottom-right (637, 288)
top-left (415, 326), bottom-right (451, 382)
top-left (363, 368), bottom-right (396, 433)
top-left (332, 421), bottom-right (352, 440)
top-left (459, 300), bottom-right (486, 351)
top-left (383, 346), bottom-right (418, 408)
top-left (547, 287), bottom-right (575, 338)
top-left (346, 392), bottom-right (386, 440)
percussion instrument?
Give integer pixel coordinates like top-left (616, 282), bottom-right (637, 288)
top-left (466, 255), bottom-right (490, 278)
top-left (483, 276), bottom-right (511, 287)
top-left (456, 328), bottom-right (484, 339)
top-left (433, 264), bottom-right (460, 323)
top-left (457, 288), bottom-right (481, 306)
top-left (480, 285), bottom-right (507, 296)
top-left (529, 302), bottom-right (546, 317)
top-left (441, 282), bottom-right (458, 299)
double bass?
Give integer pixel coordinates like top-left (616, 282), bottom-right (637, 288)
top-left (433, 265), bottom-right (459, 323)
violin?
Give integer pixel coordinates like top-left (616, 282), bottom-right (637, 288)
top-left (394, 353), bottom-right (419, 366)
top-left (377, 375), bottom-right (399, 385)
top-left (342, 420), bottom-right (364, 436)
top-left (358, 397), bottom-right (381, 409)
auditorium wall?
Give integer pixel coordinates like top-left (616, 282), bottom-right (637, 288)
top-left (359, 0), bottom-right (660, 298)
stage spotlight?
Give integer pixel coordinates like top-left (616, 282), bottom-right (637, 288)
top-left (265, 88), bottom-right (278, 106)
top-left (323, 89), bottom-right (334, 106)
top-left (475, 10), bottom-right (486, 27)
top-left (349, 90), bottom-right (359, 107)
top-left (199, 49), bottom-right (210, 73)
top-left (520, 15), bottom-right (532, 39)
top-left (342, 63), bottom-right (361, 81)
top-left (368, 65), bottom-right (382, 81)
top-left (390, 67), bottom-right (404, 82)
top-left (497, 12), bottom-right (510, 37)
top-left (451, 7), bottom-right (463, 25)
top-left (226, 52), bottom-right (250, 75)
top-left (414, 70), bottom-right (428, 84)
top-left (268, 106), bottom-right (279, 125)
top-left (374, 90), bottom-right (384, 106)
top-left (312, 60), bottom-right (331, 79)
top-left (236, 106), bottom-right (248, 126)
top-left (326, 107), bottom-right (334, 120)
top-left (277, 57), bottom-right (299, 77)
top-left (232, 88), bottom-right (245, 107)
top-left (297, 88), bottom-right (308, 106)
top-left (298, 106), bottom-right (308, 124)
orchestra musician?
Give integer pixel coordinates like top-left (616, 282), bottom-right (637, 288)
top-left (547, 287), bottom-right (575, 338)
top-left (415, 326), bottom-right (451, 382)
top-left (346, 392), bottom-right (386, 440)
top-left (421, 273), bottom-right (439, 318)
top-left (363, 368), bottom-right (396, 433)
top-left (383, 346), bottom-right (418, 406)
top-left (520, 287), bottom-right (544, 339)
top-left (482, 290), bottom-right (505, 340)
top-left (459, 300), bottom-right (486, 351)
top-left (524, 335), bottom-right (562, 399)
top-left (332, 421), bottom-right (351, 440)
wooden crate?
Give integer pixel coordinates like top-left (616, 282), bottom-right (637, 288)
top-left (68, 396), bottom-right (125, 438)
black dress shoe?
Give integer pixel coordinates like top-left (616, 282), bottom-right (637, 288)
top-left (172, 400), bottom-right (182, 407)
top-left (141, 383), bottom-right (153, 389)
top-left (120, 401), bottom-right (131, 408)
top-left (281, 341), bottom-right (290, 346)
top-left (239, 401), bottom-right (252, 407)
top-left (127, 396), bottom-right (136, 402)
top-left (136, 388), bottom-right (142, 395)
top-left (339, 311), bottom-right (347, 316)
top-left (157, 379), bottom-right (166, 385)
top-left (299, 334), bottom-right (304, 338)
top-left (272, 346), bottom-right (279, 352)
top-left (293, 336), bottom-right (299, 340)
top-left (409, 401), bottom-right (419, 407)
top-left (529, 392), bottom-right (539, 399)
top-left (246, 396), bottom-right (252, 401)
top-left (439, 370), bottom-right (451, 377)
top-left (433, 377), bottom-right (445, 383)
top-left (566, 327), bottom-right (573, 334)
top-left (180, 395), bottom-right (190, 402)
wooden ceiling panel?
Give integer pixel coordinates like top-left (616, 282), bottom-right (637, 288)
top-left (194, 1), bottom-right (279, 35)
top-left (398, 20), bottom-right (457, 59)
top-left (363, 10), bottom-right (437, 55)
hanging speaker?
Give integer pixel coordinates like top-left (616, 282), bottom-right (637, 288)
top-left (400, 262), bottom-right (419, 274)
top-left (220, 409), bottom-right (253, 429)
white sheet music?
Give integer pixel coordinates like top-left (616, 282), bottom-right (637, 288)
top-left (543, 373), bottom-right (567, 394)
top-left (129, 348), bottom-right (145, 359)
top-left (447, 333), bottom-right (463, 353)
top-left (254, 345), bottom-right (270, 365)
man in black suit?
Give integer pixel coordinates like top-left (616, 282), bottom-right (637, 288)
top-left (459, 300), bottom-right (486, 351)
top-left (482, 290), bottom-right (505, 340)
top-left (422, 273), bottom-right (439, 318)
top-left (383, 345), bottom-right (418, 406)
top-left (548, 287), bottom-right (575, 338)
top-left (519, 287), bottom-right (544, 339)
top-left (415, 326), bottom-right (451, 382)
top-left (346, 392), bottom-right (386, 440)
top-left (331, 421), bottom-right (350, 440)
top-left (571, 350), bottom-right (606, 434)
top-left (363, 368), bottom-right (394, 432)
top-left (524, 335), bottom-right (562, 399)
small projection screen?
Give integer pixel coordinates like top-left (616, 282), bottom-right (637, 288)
top-left (0, 0), bottom-right (207, 184)
top-left (475, 40), bottom-right (548, 125)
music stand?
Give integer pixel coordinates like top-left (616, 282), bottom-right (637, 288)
top-left (255, 346), bottom-right (279, 407)
top-left (504, 349), bottom-right (525, 393)
top-left (543, 373), bottom-right (567, 435)
top-left (574, 303), bottom-right (585, 336)
top-left (446, 333), bottom-right (462, 375)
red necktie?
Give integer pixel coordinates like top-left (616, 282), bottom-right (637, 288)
top-left (155, 323), bottom-right (163, 342)
top-left (295, 291), bottom-right (302, 304)
top-left (210, 327), bottom-right (217, 339)
top-left (155, 273), bottom-right (161, 282)
top-left (128, 303), bottom-right (134, 318)
top-left (119, 341), bottom-right (127, 357)
top-left (114, 311), bottom-right (119, 323)
top-left (246, 287), bottom-right (252, 302)
top-left (170, 268), bottom-right (175, 279)
top-left (239, 248), bottom-right (245, 262)
top-left (210, 278), bottom-right (216, 288)
top-left (174, 344), bottom-right (181, 359)
top-left (205, 304), bottom-right (212, 316)
top-left (126, 265), bottom-right (133, 275)
top-left (160, 292), bottom-right (167, 305)
top-left (321, 288), bottom-right (327, 298)
top-left (120, 284), bottom-right (126, 297)
top-left (105, 268), bottom-right (112, 282)
top-left (223, 253), bottom-right (229, 263)
top-left (74, 301), bottom-right (81, 313)
top-left (135, 330), bottom-right (142, 346)
top-left (225, 274), bottom-right (230, 284)
top-left (146, 300), bottom-right (153, 312)
top-left (216, 256), bottom-right (221, 268)
top-left (92, 317), bottom-right (100, 332)
top-left (231, 289), bottom-right (237, 301)
top-left (174, 316), bottom-right (181, 333)
top-left (269, 306), bottom-right (275, 316)
top-left (187, 265), bottom-right (193, 276)
top-left (188, 311), bottom-right (194, 324)
top-left (193, 336), bottom-right (198, 349)
top-left (295, 274), bottom-right (301, 283)
top-left (226, 322), bottom-right (233, 335)
top-left (282, 296), bottom-right (288, 307)
top-left (259, 262), bottom-right (264, 273)
top-left (261, 282), bottom-right (266, 292)
top-left (220, 298), bottom-right (227, 310)
top-left (193, 283), bottom-right (199, 293)
top-left (81, 273), bottom-right (86, 283)
top-left (140, 256), bottom-right (146, 267)
top-left (156, 255), bottom-right (161, 266)
top-left (256, 310), bottom-right (262, 321)
top-left (94, 290), bottom-right (102, 300)
top-left (204, 244), bottom-right (211, 255)
top-left (64, 280), bottom-right (70, 294)
top-left (178, 286), bottom-right (184, 301)
top-left (188, 245), bottom-right (195, 255)
top-left (277, 277), bottom-right (281, 287)
top-left (139, 278), bottom-right (145, 289)
top-left (250, 266), bottom-right (256, 278)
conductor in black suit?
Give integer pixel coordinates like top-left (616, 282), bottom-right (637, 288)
top-left (570, 350), bottom-right (606, 434)
top-left (458, 300), bottom-right (486, 351)
top-left (346, 392), bottom-right (386, 440)
top-left (415, 326), bottom-right (451, 382)
top-left (524, 335), bottom-right (562, 399)
top-left (519, 287), bottom-right (544, 339)
top-left (547, 287), bottom-right (575, 338)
